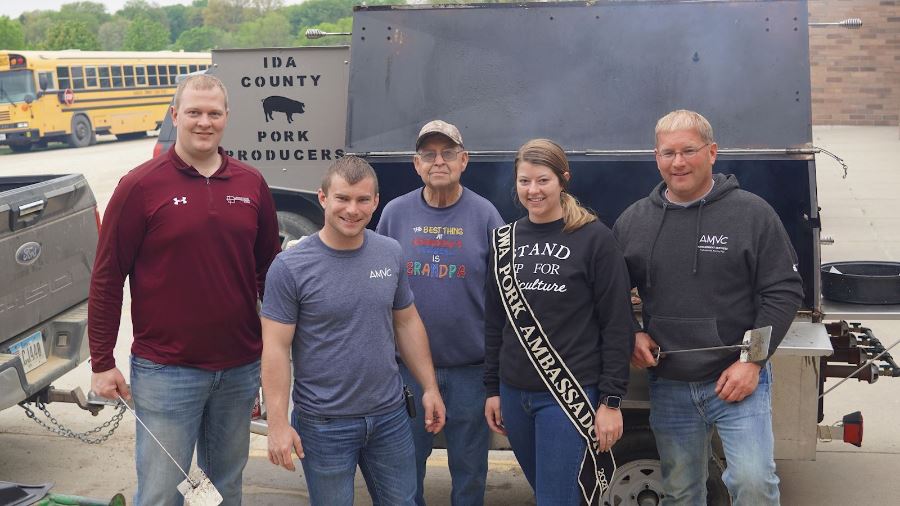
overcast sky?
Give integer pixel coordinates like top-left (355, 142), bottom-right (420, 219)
top-left (1, 1), bottom-right (309, 19)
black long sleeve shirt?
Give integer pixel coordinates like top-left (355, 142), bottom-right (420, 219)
top-left (484, 218), bottom-right (635, 399)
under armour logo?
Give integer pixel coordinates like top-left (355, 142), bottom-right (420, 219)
top-left (173, 197), bottom-right (187, 205)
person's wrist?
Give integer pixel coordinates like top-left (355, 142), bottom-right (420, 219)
top-left (600, 395), bottom-right (622, 410)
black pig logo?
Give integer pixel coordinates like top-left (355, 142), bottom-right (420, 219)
top-left (263, 95), bottom-right (305, 123)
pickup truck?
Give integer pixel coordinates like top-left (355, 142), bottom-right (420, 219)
top-left (0, 174), bottom-right (99, 412)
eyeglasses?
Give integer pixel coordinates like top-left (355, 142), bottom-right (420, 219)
top-left (656, 143), bottom-right (710, 161)
top-left (417, 148), bottom-right (463, 163)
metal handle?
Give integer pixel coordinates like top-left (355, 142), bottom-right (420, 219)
top-left (306, 29), bottom-right (351, 39)
top-left (18, 200), bottom-right (45, 216)
top-left (809, 18), bottom-right (863, 29)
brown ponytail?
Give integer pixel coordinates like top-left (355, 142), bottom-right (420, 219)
top-left (515, 139), bottom-right (597, 233)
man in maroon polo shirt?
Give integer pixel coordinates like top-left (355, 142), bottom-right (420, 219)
top-left (88, 74), bottom-right (280, 506)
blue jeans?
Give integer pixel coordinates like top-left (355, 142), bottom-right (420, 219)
top-left (649, 363), bottom-right (779, 506)
top-left (130, 356), bottom-right (260, 506)
top-left (500, 382), bottom-right (599, 506)
top-left (293, 404), bottom-right (416, 506)
top-left (399, 363), bottom-right (490, 506)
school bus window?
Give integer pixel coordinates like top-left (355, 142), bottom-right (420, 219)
top-left (71, 66), bottom-right (85, 89)
top-left (85, 67), bottom-right (98, 88)
top-left (157, 65), bottom-right (168, 86)
top-left (136, 66), bottom-right (146, 86)
top-left (111, 66), bottom-right (123, 88)
top-left (189, 64), bottom-right (198, 73)
top-left (99, 66), bottom-right (110, 88)
top-left (57, 66), bottom-right (70, 89)
top-left (168, 65), bottom-right (177, 77)
top-left (200, 65), bottom-right (208, 71)
top-left (147, 65), bottom-right (158, 86)
top-left (0, 70), bottom-right (36, 103)
top-left (179, 65), bottom-right (188, 76)
top-left (38, 71), bottom-right (54, 91)
top-left (124, 65), bottom-right (135, 87)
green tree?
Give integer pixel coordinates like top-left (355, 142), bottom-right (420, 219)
top-left (59, 2), bottom-right (110, 34)
top-left (0, 16), bottom-right (25, 49)
top-left (296, 16), bottom-right (352, 47)
top-left (45, 20), bottom-right (100, 50)
top-left (18, 10), bottom-right (57, 49)
top-left (123, 15), bottom-right (171, 51)
top-left (283, 0), bottom-right (395, 37)
top-left (174, 25), bottom-right (226, 51)
top-left (203, 0), bottom-right (251, 31)
top-left (163, 4), bottom-right (205, 43)
top-left (250, 0), bottom-right (284, 14)
top-left (118, 0), bottom-right (170, 31)
top-left (98, 19), bottom-right (131, 50)
top-left (236, 11), bottom-right (292, 47)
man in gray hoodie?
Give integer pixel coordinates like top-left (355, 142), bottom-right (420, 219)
top-left (613, 110), bottom-right (803, 505)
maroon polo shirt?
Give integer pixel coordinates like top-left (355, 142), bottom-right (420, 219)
top-left (88, 147), bottom-right (281, 372)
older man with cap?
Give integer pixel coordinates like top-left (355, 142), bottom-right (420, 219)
top-left (376, 120), bottom-right (504, 505)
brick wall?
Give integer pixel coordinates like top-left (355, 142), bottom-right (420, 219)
top-left (809, 0), bottom-right (900, 125)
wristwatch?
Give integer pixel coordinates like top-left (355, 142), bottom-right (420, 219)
top-left (601, 395), bottom-right (622, 410)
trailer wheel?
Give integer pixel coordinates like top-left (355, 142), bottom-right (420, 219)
top-left (604, 429), bottom-right (730, 506)
top-left (277, 211), bottom-right (318, 249)
top-left (68, 115), bottom-right (93, 148)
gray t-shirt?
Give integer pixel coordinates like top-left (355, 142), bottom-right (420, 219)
top-left (261, 229), bottom-right (414, 417)
top-left (377, 187), bottom-right (504, 367)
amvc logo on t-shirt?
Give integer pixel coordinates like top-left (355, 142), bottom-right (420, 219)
top-left (370, 268), bottom-right (393, 279)
top-left (697, 234), bottom-right (729, 254)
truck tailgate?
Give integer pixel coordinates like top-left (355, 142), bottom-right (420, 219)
top-left (0, 174), bottom-right (98, 343)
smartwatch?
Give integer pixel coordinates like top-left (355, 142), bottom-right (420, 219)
top-left (602, 395), bottom-right (622, 410)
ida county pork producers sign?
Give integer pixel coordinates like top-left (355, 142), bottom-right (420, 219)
top-left (212, 46), bottom-right (349, 192)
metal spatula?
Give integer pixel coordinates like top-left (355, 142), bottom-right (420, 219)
top-left (653, 326), bottom-right (773, 363)
top-left (117, 395), bottom-right (223, 506)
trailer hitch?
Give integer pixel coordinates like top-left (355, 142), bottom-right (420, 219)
top-left (23, 386), bottom-right (105, 416)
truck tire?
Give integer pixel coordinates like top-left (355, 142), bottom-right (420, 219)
top-left (8, 143), bottom-right (32, 153)
top-left (68, 115), bottom-right (93, 148)
top-left (116, 131), bottom-right (148, 141)
top-left (277, 211), bottom-right (317, 249)
top-left (603, 429), bottom-right (730, 506)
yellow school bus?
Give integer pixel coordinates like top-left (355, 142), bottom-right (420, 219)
top-left (0, 50), bottom-right (210, 152)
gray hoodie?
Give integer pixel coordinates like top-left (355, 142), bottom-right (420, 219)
top-left (613, 173), bottom-right (803, 381)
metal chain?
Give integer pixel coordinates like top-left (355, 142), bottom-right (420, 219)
top-left (19, 401), bottom-right (126, 445)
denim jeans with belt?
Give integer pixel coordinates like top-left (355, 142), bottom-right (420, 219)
top-left (293, 403), bottom-right (416, 506)
top-left (130, 355), bottom-right (260, 506)
top-left (500, 382), bottom-right (600, 506)
top-left (649, 362), bottom-right (779, 506)
top-left (399, 363), bottom-right (490, 506)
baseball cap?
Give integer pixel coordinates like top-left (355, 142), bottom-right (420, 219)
top-left (415, 120), bottom-right (464, 150)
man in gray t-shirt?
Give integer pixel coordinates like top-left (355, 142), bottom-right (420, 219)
top-left (376, 119), bottom-right (503, 506)
top-left (261, 156), bottom-right (446, 506)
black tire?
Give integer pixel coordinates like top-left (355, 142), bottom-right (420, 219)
top-left (8, 143), bottom-right (32, 153)
top-left (116, 131), bottom-right (148, 141)
top-left (603, 429), bottom-right (730, 506)
top-left (68, 115), bottom-right (93, 148)
top-left (277, 211), bottom-right (318, 249)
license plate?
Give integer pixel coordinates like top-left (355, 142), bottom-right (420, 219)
top-left (0, 134), bottom-right (6, 141)
top-left (8, 331), bottom-right (47, 373)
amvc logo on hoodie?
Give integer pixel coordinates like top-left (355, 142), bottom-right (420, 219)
top-left (697, 234), bottom-right (729, 254)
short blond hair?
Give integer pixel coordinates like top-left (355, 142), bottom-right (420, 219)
top-left (174, 74), bottom-right (229, 111)
top-left (655, 109), bottom-right (714, 146)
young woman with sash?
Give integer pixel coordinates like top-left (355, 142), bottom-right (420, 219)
top-left (484, 139), bottom-right (635, 505)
